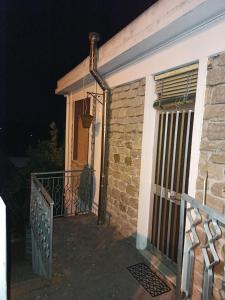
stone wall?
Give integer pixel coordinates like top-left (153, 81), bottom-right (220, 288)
top-left (193, 52), bottom-right (225, 299)
top-left (106, 78), bottom-right (145, 237)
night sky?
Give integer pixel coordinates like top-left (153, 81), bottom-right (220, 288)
top-left (1, 0), bottom-right (157, 155)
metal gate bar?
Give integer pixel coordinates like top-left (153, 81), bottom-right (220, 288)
top-left (176, 193), bottom-right (225, 300)
top-left (157, 112), bottom-right (169, 248)
top-left (171, 112), bottom-right (185, 260)
top-left (166, 111), bottom-right (179, 258)
top-left (152, 113), bottom-right (164, 245)
top-left (161, 112), bottom-right (174, 251)
top-left (151, 109), bottom-right (194, 263)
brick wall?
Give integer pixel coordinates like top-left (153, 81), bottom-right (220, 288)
top-left (106, 78), bottom-right (145, 237)
top-left (193, 52), bottom-right (225, 298)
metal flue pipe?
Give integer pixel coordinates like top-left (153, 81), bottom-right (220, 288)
top-left (89, 32), bottom-right (110, 225)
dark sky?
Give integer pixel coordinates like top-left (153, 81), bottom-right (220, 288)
top-left (1, 0), bottom-right (157, 155)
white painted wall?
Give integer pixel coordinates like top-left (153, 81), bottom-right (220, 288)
top-left (0, 197), bottom-right (7, 300)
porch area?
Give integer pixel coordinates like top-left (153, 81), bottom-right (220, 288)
top-left (11, 214), bottom-right (175, 300)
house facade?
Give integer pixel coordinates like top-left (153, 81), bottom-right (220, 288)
top-left (56, 0), bottom-right (225, 297)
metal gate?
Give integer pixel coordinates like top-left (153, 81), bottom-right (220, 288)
top-left (150, 109), bottom-right (194, 262)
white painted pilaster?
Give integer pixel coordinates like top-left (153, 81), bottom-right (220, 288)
top-left (136, 75), bottom-right (158, 250)
top-left (188, 56), bottom-right (208, 197)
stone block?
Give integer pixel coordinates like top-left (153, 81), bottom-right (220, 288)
top-left (207, 67), bottom-right (225, 86)
top-left (130, 97), bottom-right (143, 108)
top-left (122, 84), bottom-right (130, 91)
top-left (211, 182), bottom-right (225, 198)
top-left (113, 86), bottom-right (123, 93)
top-left (140, 78), bottom-right (146, 86)
top-left (207, 123), bottom-right (225, 140)
top-left (130, 81), bottom-right (140, 90)
top-left (126, 185), bottom-right (137, 197)
top-left (125, 142), bottom-right (132, 149)
top-left (129, 197), bottom-right (138, 209)
top-left (119, 91), bottom-right (128, 99)
top-left (111, 92), bottom-right (119, 101)
top-left (210, 153), bottom-right (225, 164)
top-left (204, 104), bottom-right (225, 120)
top-left (113, 154), bottom-right (120, 163)
top-left (200, 141), bottom-right (217, 151)
top-left (137, 86), bottom-right (145, 96)
top-left (125, 156), bottom-right (132, 166)
top-left (196, 177), bottom-right (204, 190)
top-left (119, 202), bottom-right (127, 213)
top-left (214, 53), bottom-right (225, 66)
top-left (197, 161), bottom-right (208, 178)
top-left (206, 193), bottom-right (225, 213)
top-left (127, 206), bottom-right (137, 218)
top-left (111, 101), bottom-right (123, 109)
top-left (211, 84), bottom-right (225, 104)
top-left (208, 163), bottom-right (224, 180)
top-left (204, 87), bottom-right (213, 104)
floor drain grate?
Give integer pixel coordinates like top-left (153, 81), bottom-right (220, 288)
top-left (127, 263), bottom-right (171, 297)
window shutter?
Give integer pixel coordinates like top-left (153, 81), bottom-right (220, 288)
top-left (154, 63), bottom-right (198, 109)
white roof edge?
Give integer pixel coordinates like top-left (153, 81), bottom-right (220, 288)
top-left (56, 0), bottom-right (225, 95)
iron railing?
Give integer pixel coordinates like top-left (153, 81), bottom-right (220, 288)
top-left (30, 175), bottom-right (53, 278)
top-left (176, 193), bottom-right (225, 300)
top-left (33, 169), bottom-right (93, 217)
top-left (30, 169), bottom-right (93, 278)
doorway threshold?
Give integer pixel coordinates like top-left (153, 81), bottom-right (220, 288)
top-left (139, 248), bottom-right (177, 287)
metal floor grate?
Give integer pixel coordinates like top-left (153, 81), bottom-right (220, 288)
top-left (127, 263), bottom-right (171, 297)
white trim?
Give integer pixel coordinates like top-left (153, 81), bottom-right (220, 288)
top-left (0, 197), bottom-right (7, 300)
top-left (65, 95), bottom-right (70, 171)
top-left (136, 75), bottom-right (158, 250)
top-left (68, 93), bottom-right (73, 170)
top-left (188, 57), bottom-right (208, 197)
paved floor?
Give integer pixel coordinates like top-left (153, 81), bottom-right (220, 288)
top-left (10, 214), bottom-right (175, 300)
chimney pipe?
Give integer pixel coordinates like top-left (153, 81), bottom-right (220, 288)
top-left (89, 32), bottom-right (110, 225)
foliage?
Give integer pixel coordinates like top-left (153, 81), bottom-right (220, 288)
top-left (0, 150), bottom-right (25, 236)
top-left (25, 122), bottom-right (64, 173)
top-left (0, 122), bottom-right (65, 236)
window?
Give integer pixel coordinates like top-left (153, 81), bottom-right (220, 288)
top-left (154, 63), bottom-right (198, 109)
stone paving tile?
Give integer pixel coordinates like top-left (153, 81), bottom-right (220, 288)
top-left (11, 214), bottom-right (175, 300)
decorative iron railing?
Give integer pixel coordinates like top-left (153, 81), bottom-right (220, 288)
top-left (33, 169), bottom-right (93, 217)
top-left (30, 175), bottom-right (54, 278)
top-left (30, 169), bottom-right (94, 278)
top-left (176, 194), bottom-right (225, 300)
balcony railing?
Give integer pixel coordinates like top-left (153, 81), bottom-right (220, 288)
top-left (30, 169), bottom-right (93, 278)
top-left (176, 194), bottom-right (225, 300)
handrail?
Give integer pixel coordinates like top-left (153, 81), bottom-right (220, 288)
top-left (31, 175), bottom-right (54, 206)
top-left (30, 176), bottom-right (53, 278)
top-left (32, 169), bottom-right (83, 176)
